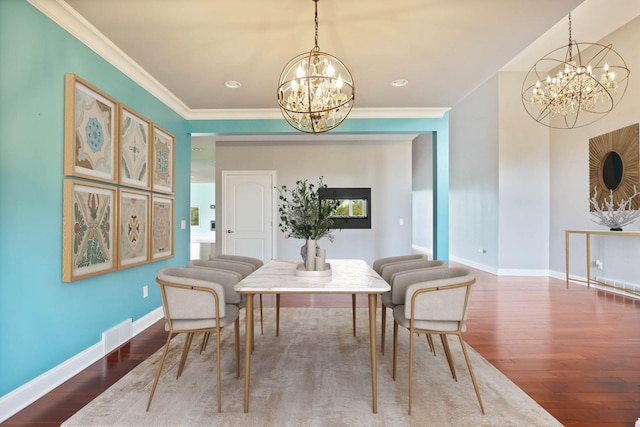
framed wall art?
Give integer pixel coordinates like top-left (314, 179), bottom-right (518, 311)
top-left (151, 194), bottom-right (174, 261)
top-left (118, 189), bottom-right (150, 269)
top-left (190, 205), bottom-right (200, 226)
top-left (151, 125), bottom-right (174, 194)
top-left (589, 123), bottom-right (639, 210)
top-left (64, 74), bottom-right (118, 183)
top-left (62, 179), bottom-right (117, 282)
top-left (119, 105), bottom-right (151, 190)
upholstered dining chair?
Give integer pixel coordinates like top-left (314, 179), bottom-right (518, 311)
top-left (372, 254), bottom-right (428, 275)
top-left (209, 254), bottom-right (278, 335)
top-left (378, 258), bottom-right (447, 354)
top-left (148, 267), bottom-right (240, 413)
top-left (392, 267), bottom-right (484, 415)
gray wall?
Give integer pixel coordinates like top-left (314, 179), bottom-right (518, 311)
top-left (412, 133), bottom-right (433, 254)
top-left (215, 139), bottom-right (414, 265)
top-left (497, 71), bottom-right (550, 275)
top-left (449, 74), bottom-right (500, 272)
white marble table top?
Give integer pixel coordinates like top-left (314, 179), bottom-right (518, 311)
top-left (234, 259), bottom-right (390, 294)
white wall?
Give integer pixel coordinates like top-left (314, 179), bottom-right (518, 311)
top-left (412, 133), bottom-right (433, 254)
top-left (549, 15), bottom-right (640, 285)
top-left (190, 182), bottom-right (216, 238)
top-left (215, 140), bottom-right (414, 265)
top-left (449, 75), bottom-right (500, 272)
top-left (497, 71), bottom-right (550, 275)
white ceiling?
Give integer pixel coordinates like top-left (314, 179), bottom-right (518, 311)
top-left (35, 0), bottom-right (640, 182)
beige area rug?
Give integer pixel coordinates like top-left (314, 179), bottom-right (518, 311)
top-left (63, 308), bottom-right (562, 427)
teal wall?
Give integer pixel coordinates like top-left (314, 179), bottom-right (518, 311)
top-left (0, 0), bottom-right (449, 400)
top-left (0, 0), bottom-right (190, 396)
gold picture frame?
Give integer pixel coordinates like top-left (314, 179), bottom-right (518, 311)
top-left (62, 179), bottom-right (117, 282)
top-left (64, 74), bottom-right (119, 183)
top-left (118, 188), bottom-right (150, 269)
top-left (589, 123), bottom-right (640, 211)
top-left (119, 104), bottom-right (151, 190)
top-left (151, 125), bottom-right (175, 194)
top-left (151, 194), bottom-right (174, 261)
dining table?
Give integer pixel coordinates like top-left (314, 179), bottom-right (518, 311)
top-left (234, 258), bottom-right (390, 413)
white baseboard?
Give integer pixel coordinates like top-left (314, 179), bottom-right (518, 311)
top-left (0, 306), bottom-right (164, 423)
top-left (450, 256), bottom-right (551, 277)
top-left (411, 245), bottom-right (433, 258)
top-left (449, 255), bottom-right (498, 275)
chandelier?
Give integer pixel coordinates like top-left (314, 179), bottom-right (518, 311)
top-left (277, 0), bottom-right (355, 134)
top-left (521, 14), bottom-right (630, 129)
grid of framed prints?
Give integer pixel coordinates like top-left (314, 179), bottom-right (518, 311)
top-left (62, 74), bottom-right (175, 282)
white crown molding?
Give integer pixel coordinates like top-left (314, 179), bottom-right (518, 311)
top-left (184, 107), bottom-right (450, 121)
top-left (28, 0), bottom-right (451, 123)
top-left (27, 0), bottom-right (192, 118)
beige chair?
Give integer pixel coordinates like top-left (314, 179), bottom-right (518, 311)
top-left (378, 258), bottom-right (447, 354)
top-left (392, 267), bottom-right (484, 415)
top-left (372, 254), bottom-right (428, 275)
top-left (208, 254), bottom-right (278, 335)
top-left (210, 254), bottom-right (263, 270)
top-left (147, 267), bottom-right (240, 413)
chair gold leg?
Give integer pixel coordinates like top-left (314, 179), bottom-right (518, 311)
top-left (352, 293), bottom-right (357, 336)
top-left (392, 320), bottom-right (398, 380)
top-left (408, 329), bottom-right (414, 415)
top-left (216, 328), bottom-right (222, 412)
top-left (146, 333), bottom-right (173, 411)
top-left (177, 332), bottom-right (194, 379)
top-left (440, 334), bottom-right (457, 380)
top-left (381, 306), bottom-right (386, 355)
top-left (457, 334), bottom-right (485, 414)
top-left (235, 318), bottom-right (240, 378)
top-left (276, 294), bottom-right (281, 336)
top-left (259, 294), bottom-right (264, 335)
top-left (426, 333), bottom-right (435, 355)
top-left (200, 331), bottom-right (210, 354)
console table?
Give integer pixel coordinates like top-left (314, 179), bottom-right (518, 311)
top-left (565, 229), bottom-right (640, 296)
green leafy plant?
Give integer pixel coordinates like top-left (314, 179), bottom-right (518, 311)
top-left (277, 177), bottom-right (340, 241)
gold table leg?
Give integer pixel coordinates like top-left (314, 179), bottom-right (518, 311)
top-left (243, 293), bottom-right (254, 413)
top-left (368, 293), bottom-right (378, 414)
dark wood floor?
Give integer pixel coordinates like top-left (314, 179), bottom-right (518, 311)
top-left (3, 267), bottom-right (640, 426)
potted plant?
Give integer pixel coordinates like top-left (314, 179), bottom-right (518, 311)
top-left (277, 176), bottom-right (340, 269)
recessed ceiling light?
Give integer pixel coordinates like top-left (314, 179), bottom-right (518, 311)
top-left (192, 147), bottom-right (202, 151)
top-left (225, 80), bottom-right (242, 89)
top-left (391, 79), bottom-right (408, 87)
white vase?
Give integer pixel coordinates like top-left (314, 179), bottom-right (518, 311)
top-left (305, 238), bottom-right (316, 270)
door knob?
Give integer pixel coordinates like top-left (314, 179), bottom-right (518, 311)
top-left (226, 229), bottom-right (234, 234)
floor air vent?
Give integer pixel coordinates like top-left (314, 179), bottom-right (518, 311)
top-left (102, 319), bottom-right (132, 355)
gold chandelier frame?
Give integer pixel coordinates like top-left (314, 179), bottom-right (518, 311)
top-left (276, 0), bottom-right (355, 134)
top-left (521, 14), bottom-right (630, 129)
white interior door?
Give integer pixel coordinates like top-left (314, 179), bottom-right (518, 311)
top-left (221, 170), bottom-right (276, 262)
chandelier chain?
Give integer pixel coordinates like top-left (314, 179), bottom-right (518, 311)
top-left (568, 13), bottom-right (572, 60)
top-left (314, 0), bottom-right (319, 49)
